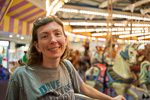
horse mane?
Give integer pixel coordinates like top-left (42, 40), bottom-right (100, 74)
top-left (139, 60), bottom-right (150, 84)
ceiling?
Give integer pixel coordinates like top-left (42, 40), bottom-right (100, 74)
top-left (0, 0), bottom-right (46, 44)
top-left (0, 0), bottom-right (150, 44)
top-left (57, 0), bottom-right (150, 40)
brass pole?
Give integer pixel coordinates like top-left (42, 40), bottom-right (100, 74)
top-left (106, 1), bottom-right (110, 41)
top-left (143, 15), bottom-right (145, 44)
top-left (130, 12), bottom-right (133, 42)
top-left (69, 11), bottom-right (71, 31)
top-left (110, 0), bottom-right (113, 64)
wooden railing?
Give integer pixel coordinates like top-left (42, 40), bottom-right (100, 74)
top-left (74, 93), bottom-right (98, 100)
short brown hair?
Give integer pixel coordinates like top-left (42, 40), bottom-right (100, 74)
top-left (27, 16), bottom-right (69, 65)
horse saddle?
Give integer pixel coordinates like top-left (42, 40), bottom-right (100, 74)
top-left (107, 68), bottom-right (134, 84)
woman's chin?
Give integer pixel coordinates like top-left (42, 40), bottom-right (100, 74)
top-left (50, 56), bottom-right (61, 59)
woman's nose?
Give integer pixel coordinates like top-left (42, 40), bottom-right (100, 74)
top-left (49, 35), bottom-right (57, 44)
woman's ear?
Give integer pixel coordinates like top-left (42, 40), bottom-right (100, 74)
top-left (34, 41), bottom-right (41, 53)
top-left (65, 35), bottom-right (68, 46)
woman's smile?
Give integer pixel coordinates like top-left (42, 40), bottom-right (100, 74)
top-left (48, 46), bottom-right (60, 51)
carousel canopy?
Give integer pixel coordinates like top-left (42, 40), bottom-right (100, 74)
top-left (0, 0), bottom-right (150, 44)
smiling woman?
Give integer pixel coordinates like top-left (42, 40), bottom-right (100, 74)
top-left (6, 16), bottom-right (126, 100)
top-left (28, 16), bottom-right (70, 65)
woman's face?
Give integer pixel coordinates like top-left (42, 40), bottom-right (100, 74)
top-left (34, 22), bottom-right (67, 61)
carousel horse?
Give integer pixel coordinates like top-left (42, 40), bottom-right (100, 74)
top-left (85, 45), bottom-right (138, 100)
top-left (138, 44), bottom-right (150, 99)
top-left (139, 61), bottom-right (150, 99)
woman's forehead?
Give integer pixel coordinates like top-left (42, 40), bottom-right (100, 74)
top-left (37, 22), bottom-right (63, 33)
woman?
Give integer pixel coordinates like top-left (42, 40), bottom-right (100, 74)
top-left (6, 16), bottom-right (125, 100)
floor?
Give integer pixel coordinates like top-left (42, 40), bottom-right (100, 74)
top-left (0, 79), bottom-right (9, 100)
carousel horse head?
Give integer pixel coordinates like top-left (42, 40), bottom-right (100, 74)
top-left (120, 45), bottom-right (137, 66)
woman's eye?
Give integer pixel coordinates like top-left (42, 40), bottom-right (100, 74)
top-left (55, 33), bottom-right (60, 35)
top-left (42, 35), bottom-right (48, 38)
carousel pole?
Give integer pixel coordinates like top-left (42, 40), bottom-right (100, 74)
top-left (124, 4), bottom-right (134, 100)
top-left (130, 11), bottom-right (133, 43)
top-left (94, 25), bottom-right (99, 46)
top-left (69, 11), bottom-right (71, 28)
top-left (103, 0), bottom-right (110, 95)
top-left (110, 0), bottom-right (113, 97)
top-left (106, 1), bottom-right (110, 43)
top-left (129, 4), bottom-right (135, 44)
top-left (84, 15), bottom-right (88, 40)
top-left (83, 16), bottom-right (90, 67)
top-left (140, 9), bottom-right (146, 45)
top-left (102, 0), bottom-right (110, 65)
top-left (110, 0), bottom-right (113, 66)
top-left (143, 15), bottom-right (145, 45)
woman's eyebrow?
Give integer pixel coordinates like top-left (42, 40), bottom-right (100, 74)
top-left (39, 32), bottom-right (48, 36)
top-left (53, 29), bottom-right (62, 32)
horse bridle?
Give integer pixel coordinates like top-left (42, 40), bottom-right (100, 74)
top-left (120, 45), bottom-right (130, 60)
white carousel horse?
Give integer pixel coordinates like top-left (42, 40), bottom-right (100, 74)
top-left (85, 45), bottom-right (138, 100)
top-left (139, 60), bottom-right (150, 99)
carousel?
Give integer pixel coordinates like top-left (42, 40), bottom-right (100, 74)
top-left (1, 0), bottom-right (150, 100)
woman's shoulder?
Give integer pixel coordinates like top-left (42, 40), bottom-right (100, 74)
top-left (64, 59), bottom-right (71, 63)
top-left (10, 65), bottom-right (27, 79)
top-left (64, 59), bottom-right (73, 67)
top-left (64, 59), bottom-right (75, 71)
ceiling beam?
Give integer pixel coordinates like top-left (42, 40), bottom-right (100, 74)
top-left (26, 0), bottom-right (46, 10)
top-left (123, 0), bottom-right (150, 11)
top-left (142, 8), bottom-right (150, 14)
top-left (61, 19), bottom-right (150, 24)
top-left (62, 4), bottom-right (144, 18)
top-left (99, 0), bottom-right (118, 8)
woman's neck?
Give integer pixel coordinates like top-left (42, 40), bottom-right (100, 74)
top-left (41, 58), bottom-right (60, 68)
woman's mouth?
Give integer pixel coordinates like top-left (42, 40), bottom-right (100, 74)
top-left (48, 47), bottom-right (60, 50)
